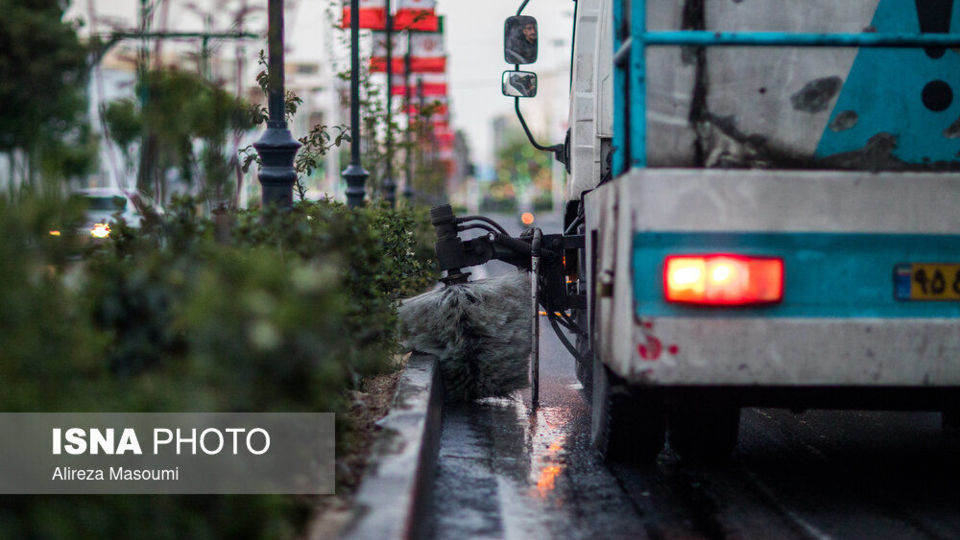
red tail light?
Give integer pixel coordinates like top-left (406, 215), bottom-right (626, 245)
top-left (664, 255), bottom-right (783, 305)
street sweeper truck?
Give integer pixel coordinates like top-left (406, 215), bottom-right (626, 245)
top-left (420, 0), bottom-right (960, 463)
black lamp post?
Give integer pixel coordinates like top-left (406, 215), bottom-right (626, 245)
top-left (381, 0), bottom-right (397, 207)
top-left (253, 0), bottom-right (300, 209)
top-left (403, 32), bottom-right (414, 201)
top-left (342, 0), bottom-right (369, 208)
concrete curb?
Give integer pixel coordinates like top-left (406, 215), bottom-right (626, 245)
top-left (341, 353), bottom-right (442, 540)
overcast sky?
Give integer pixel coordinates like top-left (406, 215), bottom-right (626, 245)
top-left (68, 0), bottom-right (574, 169)
top-left (437, 0), bottom-right (574, 169)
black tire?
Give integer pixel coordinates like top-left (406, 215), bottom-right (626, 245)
top-left (590, 359), bottom-right (665, 463)
top-left (667, 402), bottom-right (741, 464)
top-left (943, 410), bottom-right (960, 433)
top-left (573, 309), bottom-right (592, 403)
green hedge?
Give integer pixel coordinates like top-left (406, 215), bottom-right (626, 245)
top-left (0, 194), bottom-right (437, 538)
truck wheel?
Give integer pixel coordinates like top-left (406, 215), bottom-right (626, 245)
top-left (667, 403), bottom-right (740, 464)
top-left (574, 309), bottom-right (592, 402)
top-left (590, 359), bottom-right (665, 463)
top-left (943, 410), bottom-right (960, 432)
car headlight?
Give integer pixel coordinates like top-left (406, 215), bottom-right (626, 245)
top-left (90, 223), bottom-right (111, 238)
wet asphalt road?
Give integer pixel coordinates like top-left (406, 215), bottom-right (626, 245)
top-left (427, 212), bottom-right (960, 539)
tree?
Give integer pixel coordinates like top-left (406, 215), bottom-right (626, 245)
top-left (495, 131), bottom-right (552, 187)
top-left (0, 0), bottom-right (96, 187)
top-left (103, 68), bottom-right (256, 205)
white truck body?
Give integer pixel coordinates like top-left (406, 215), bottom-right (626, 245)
top-left (569, 0), bottom-right (960, 390)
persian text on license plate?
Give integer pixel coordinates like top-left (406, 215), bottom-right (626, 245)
top-left (894, 263), bottom-right (960, 301)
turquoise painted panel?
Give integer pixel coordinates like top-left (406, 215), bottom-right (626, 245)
top-left (817, 0), bottom-right (960, 165)
top-left (633, 232), bottom-right (960, 318)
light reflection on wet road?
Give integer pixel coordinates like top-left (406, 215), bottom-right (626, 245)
top-left (430, 328), bottom-right (960, 539)
top-left (430, 212), bottom-right (646, 538)
top-left (430, 320), bottom-right (647, 539)
top-left (427, 213), bottom-right (960, 539)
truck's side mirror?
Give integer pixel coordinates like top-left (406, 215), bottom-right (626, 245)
top-left (504, 15), bottom-right (538, 64)
top-left (502, 71), bottom-right (538, 98)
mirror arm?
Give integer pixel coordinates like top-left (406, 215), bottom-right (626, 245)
top-left (516, 0), bottom-right (531, 16)
top-left (514, 97), bottom-right (567, 165)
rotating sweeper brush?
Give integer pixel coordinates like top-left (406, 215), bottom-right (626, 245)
top-left (399, 205), bottom-right (585, 405)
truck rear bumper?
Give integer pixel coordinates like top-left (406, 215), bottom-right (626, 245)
top-left (586, 169), bottom-right (960, 388)
top-left (627, 317), bottom-right (960, 386)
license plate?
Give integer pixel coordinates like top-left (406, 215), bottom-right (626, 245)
top-left (894, 263), bottom-right (960, 300)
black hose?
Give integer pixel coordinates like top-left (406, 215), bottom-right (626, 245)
top-left (549, 311), bottom-right (577, 331)
top-left (555, 320), bottom-right (580, 335)
top-left (556, 318), bottom-right (580, 334)
top-left (547, 311), bottom-right (589, 365)
top-left (494, 233), bottom-right (533, 256)
top-left (456, 215), bottom-right (509, 235)
top-left (564, 214), bottom-right (584, 236)
top-left (457, 223), bottom-right (499, 235)
top-left (558, 310), bottom-right (588, 338)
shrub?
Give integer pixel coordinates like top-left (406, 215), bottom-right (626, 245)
top-left (0, 192), bottom-right (437, 538)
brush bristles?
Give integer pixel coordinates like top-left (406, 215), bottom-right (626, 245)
top-left (400, 271), bottom-right (532, 402)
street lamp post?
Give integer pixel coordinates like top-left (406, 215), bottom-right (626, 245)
top-left (342, 0), bottom-right (369, 208)
top-left (382, 0), bottom-right (397, 207)
top-left (403, 32), bottom-right (414, 202)
top-left (253, 0), bottom-right (300, 209)
top-left (416, 76), bottom-right (424, 200)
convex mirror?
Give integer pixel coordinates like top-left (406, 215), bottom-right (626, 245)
top-left (504, 15), bottom-right (538, 64)
top-left (502, 71), bottom-right (538, 98)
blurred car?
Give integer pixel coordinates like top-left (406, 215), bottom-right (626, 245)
top-left (71, 188), bottom-right (142, 240)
